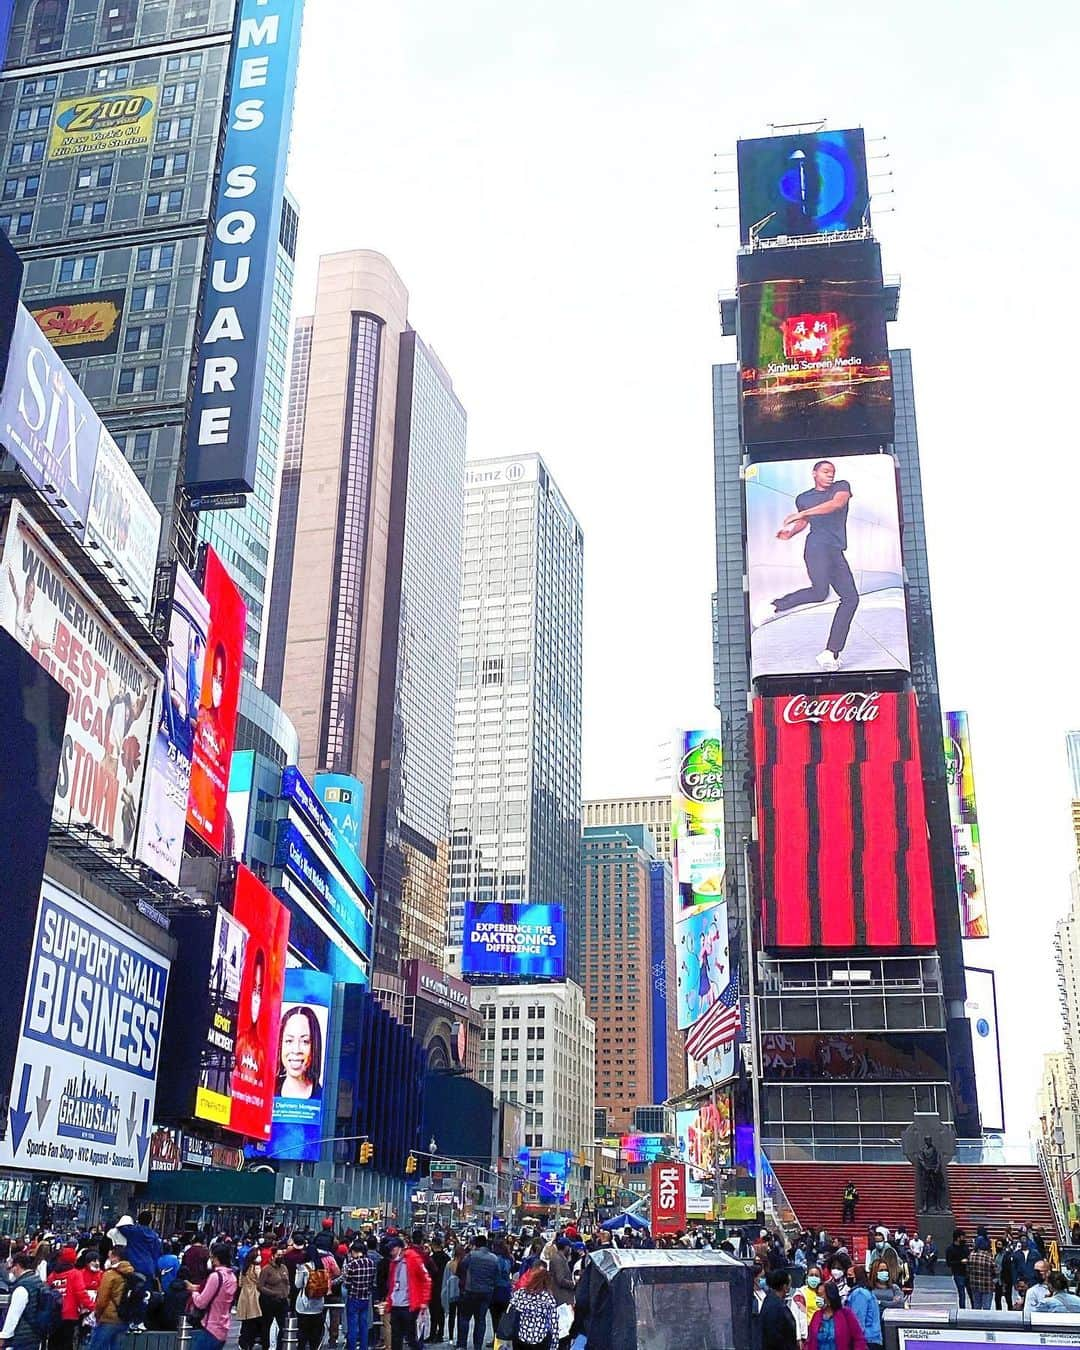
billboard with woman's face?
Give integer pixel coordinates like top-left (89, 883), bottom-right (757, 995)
top-left (267, 968), bottom-right (332, 1162)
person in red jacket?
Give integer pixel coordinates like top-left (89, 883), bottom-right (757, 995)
top-left (807, 1282), bottom-right (868, 1350)
top-left (381, 1233), bottom-right (432, 1350)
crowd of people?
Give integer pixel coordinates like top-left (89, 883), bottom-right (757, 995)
top-left (1, 1210), bottom-right (1079, 1350)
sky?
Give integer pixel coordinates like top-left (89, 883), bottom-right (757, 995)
top-left (284, 0), bottom-right (1080, 1137)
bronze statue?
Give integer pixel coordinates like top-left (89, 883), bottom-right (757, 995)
top-left (916, 1135), bottom-right (946, 1212)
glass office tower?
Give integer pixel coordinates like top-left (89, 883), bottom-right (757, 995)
top-left (446, 454), bottom-right (584, 982)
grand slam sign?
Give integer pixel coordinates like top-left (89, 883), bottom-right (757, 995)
top-left (185, 0), bottom-right (304, 499)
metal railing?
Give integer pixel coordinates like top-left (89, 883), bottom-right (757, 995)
top-left (762, 1137), bottom-right (1038, 1166)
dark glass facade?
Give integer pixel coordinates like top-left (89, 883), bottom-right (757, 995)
top-left (712, 347), bottom-right (979, 1144)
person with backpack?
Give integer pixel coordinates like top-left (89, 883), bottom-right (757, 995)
top-left (88, 1253), bottom-right (138, 1350)
top-left (0, 1250), bottom-right (45, 1350)
top-left (45, 1246), bottom-right (79, 1350)
top-left (183, 1243), bottom-right (237, 1350)
top-left (295, 1243), bottom-right (330, 1350)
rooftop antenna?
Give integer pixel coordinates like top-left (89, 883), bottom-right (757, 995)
top-left (767, 118), bottom-right (827, 133)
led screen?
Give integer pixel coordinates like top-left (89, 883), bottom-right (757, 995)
top-left (754, 690), bottom-right (936, 948)
top-left (737, 240), bottom-right (893, 444)
top-left (187, 547), bottom-right (246, 852)
top-left (462, 902), bottom-right (565, 979)
top-left (737, 129), bottom-right (870, 243)
top-left (746, 453), bottom-right (909, 678)
top-left (671, 730), bottom-right (725, 913)
top-left (761, 1031), bottom-right (949, 1082)
top-left (195, 867), bottom-right (289, 1139)
top-left (964, 967), bottom-right (1004, 1133)
top-left (266, 968), bottom-right (332, 1162)
top-left (945, 712), bottom-right (989, 938)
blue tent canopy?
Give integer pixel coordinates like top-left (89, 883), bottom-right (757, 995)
top-left (601, 1211), bottom-right (650, 1231)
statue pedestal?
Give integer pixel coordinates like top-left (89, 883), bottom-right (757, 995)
top-left (916, 1209), bottom-right (957, 1256)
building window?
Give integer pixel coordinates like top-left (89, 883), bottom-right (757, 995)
top-left (69, 200), bottom-right (107, 226)
top-left (9, 140), bottom-right (45, 166)
top-left (93, 63), bottom-right (130, 88)
top-left (136, 244), bottom-right (175, 272)
top-left (145, 189), bottom-right (182, 216)
top-left (155, 116), bottom-right (193, 143)
top-left (76, 163), bottom-right (113, 189)
top-left (99, 1), bottom-right (136, 41)
top-left (0, 212), bottom-right (32, 237)
top-left (149, 152), bottom-right (188, 179)
top-left (117, 364), bottom-right (158, 395)
top-left (30, 0), bottom-right (69, 53)
top-left (130, 282), bottom-right (170, 311)
top-left (15, 106), bottom-right (51, 132)
top-left (58, 255), bottom-right (97, 284)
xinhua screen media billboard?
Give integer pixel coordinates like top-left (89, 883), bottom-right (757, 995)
top-left (187, 546), bottom-right (246, 853)
top-left (671, 730), bottom-right (725, 913)
top-left (746, 453), bottom-right (909, 678)
top-left (0, 880), bottom-right (171, 1182)
top-left (737, 240), bottom-right (893, 445)
top-left (462, 902), bottom-right (566, 979)
top-left (195, 867), bottom-right (289, 1139)
top-left (945, 711), bottom-right (989, 939)
top-left (737, 128), bottom-right (870, 243)
top-left (754, 690), bottom-right (936, 948)
top-left (964, 967), bottom-right (1004, 1133)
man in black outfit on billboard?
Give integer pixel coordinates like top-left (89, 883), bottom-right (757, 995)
top-left (752, 459), bottom-right (857, 672)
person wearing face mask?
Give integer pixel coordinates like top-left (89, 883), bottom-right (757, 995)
top-left (236, 1250), bottom-right (263, 1350)
top-left (863, 1232), bottom-right (900, 1286)
top-left (803, 1268), bottom-right (824, 1317)
top-left (844, 1269), bottom-right (881, 1350)
top-left (807, 1282), bottom-right (867, 1350)
top-left (869, 1261), bottom-right (903, 1313)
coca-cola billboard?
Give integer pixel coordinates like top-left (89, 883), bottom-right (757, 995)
top-left (651, 1161), bottom-right (687, 1235)
top-left (754, 690), bottom-right (936, 949)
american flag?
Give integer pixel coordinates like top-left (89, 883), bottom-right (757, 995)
top-left (685, 969), bottom-right (740, 1063)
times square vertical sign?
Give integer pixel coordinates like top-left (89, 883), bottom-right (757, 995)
top-left (184, 0), bottom-right (304, 499)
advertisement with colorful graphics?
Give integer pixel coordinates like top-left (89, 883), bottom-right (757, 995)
top-left (0, 502), bottom-right (157, 855)
top-left (30, 290), bottom-right (125, 357)
top-left (754, 690), bottom-right (936, 948)
top-left (195, 868), bottom-right (289, 1139)
top-left (137, 565), bottom-right (209, 883)
top-left (47, 85), bottom-right (158, 160)
top-left (737, 240), bottom-right (893, 445)
top-left (737, 129), bottom-right (870, 243)
top-left (671, 729), bottom-right (725, 912)
top-left (945, 712), bottom-right (989, 939)
top-left (0, 880), bottom-right (170, 1182)
top-left (85, 426), bottom-right (161, 615)
top-left (964, 967), bottom-right (1004, 1133)
top-left (746, 453), bottom-right (909, 679)
top-left (674, 902), bottom-right (730, 1031)
top-left (462, 903), bottom-right (566, 979)
top-left (187, 547), bottom-right (246, 853)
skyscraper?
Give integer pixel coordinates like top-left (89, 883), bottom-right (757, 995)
top-left (446, 455), bottom-right (584, 981)
top-left (583, 795), bottom-right (674, 862)
top-left (0, 0), bottom-right (303, 650)
top-left (275, 250), bottom-right (466, 971)
top-left (581, 824), bottom-right (685, 1131)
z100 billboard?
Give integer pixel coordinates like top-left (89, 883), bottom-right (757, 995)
top-left (754, 690), bottom-right (936, 948)
top-left (185, 0), bottom-right (305, 498)
top-left (0, 881), bottom-right (171, 1182)
top-left (462, 903), bottom-right (565, 979)
top-left (737, 240), bottom-right (893, 445)
top-left (736, 128), bottom-right (870, 243)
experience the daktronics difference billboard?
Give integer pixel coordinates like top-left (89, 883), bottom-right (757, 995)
top-left (462, 903), bottom-right (566, 979)
top-left (745, 453), bottom-right (909, 679)
top-left (737, 239), bottom-right (893, 445)
top-left (736, 129), bottom-right (870, 243)
top-left (185, 0), bottom-right (304, 498)
top-left (754, 690), bottom-right (936, 948)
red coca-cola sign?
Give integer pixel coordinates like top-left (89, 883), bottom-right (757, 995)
top-left (782, 691), bottom-right (881, 725)
top-left (651, 1161), bottom-right (686, 1235)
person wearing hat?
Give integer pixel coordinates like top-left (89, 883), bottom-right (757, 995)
top-left (381, 1232), bottom-right (430, 1350)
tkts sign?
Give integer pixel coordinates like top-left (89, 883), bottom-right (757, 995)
top-left (650, 1161), bottom-right (686, 1235)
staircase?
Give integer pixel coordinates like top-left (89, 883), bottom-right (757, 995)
top-left (771, 1161), bottom-right (1059, 1249)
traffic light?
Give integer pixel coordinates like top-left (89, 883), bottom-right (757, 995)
top-left (405, 1153), bottom-right (417, 1175)
top-left (359, 1141), bottom-right (374, 1165)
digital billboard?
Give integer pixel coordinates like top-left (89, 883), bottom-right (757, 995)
top-left (226, 749), bottom-right (255, 862)
top-left (746, 453), bottom-right (909, 678)
top-left (761, 1031), bottom-right (949, 1082)
top-left (462, 902), bottom-right (566, 979)
top-left (675, 1095), bottom-right (732, 1175)
top-left (85, 426), bottom-right (162, 616)
top-left (737, 129), bottom-right (870, 243)
top-left (945, 711), bottom-right (989, 938)
top-left (315, 772), bottom-right (365, 859)
top-left (185, 0), bottom-right (305, 497)
top-left (266, 968), bottom-right (332, 1162)
top-left (674, 902), bottom-right (731, 1031)
top-left (754, 690), bottom-right (936, 948)
top-left (137, 564), bottom-right (210, 883)
top-left (30, 291), bottom-right (125, 357)
top-left (195, 868), bottom-right (289, 1138)
top-left (671, 730), bottom-right (725, 912)
top-left (187, 546), bottom-right (246, 852)
top-left (964, 967), bottom-right (1004, 1133)
top-left (737, 240), bottom-right (893, 444)
top-left (47, 86), bottom-right (158, 160)
top-left (0, 501), bottom-right (157, 855)
top-left (0, 881), bottom-right (170, 1182)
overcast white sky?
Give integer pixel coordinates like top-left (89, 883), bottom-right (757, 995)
top-left (284, 0), bottom-right (1080, 1137)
